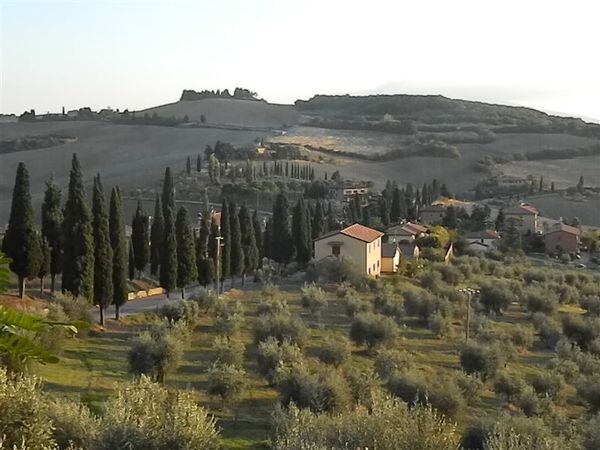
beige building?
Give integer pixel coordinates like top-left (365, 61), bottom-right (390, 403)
top-left (381, 243), bottom-right (400, 273)
top-left (418, 205), bottom-right (446, 225)
top-left (314, 223), bottom-right (384, 276)
top-left (328, 181), bottom-right (370, 202)
top-left (386, 222), bottom-right (428, 243)
top-left (503, 203), bottom-right (539, 234)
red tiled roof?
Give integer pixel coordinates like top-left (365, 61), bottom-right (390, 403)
top-left (340, 223), bottom-right (384, 243)
top-left (545, 223), bottom-right (581, 236)
top-left (505, 204), bottom-right (538, 215)
top-left (403, 222), bottom-right (428, 234)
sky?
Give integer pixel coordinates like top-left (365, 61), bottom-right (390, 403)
top-left (1, 0), bottom-right (599, 121)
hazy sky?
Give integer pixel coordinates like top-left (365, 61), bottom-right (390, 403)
top-left (2, 0), bottom-right (599, 121)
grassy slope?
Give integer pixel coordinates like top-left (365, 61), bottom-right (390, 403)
top-left (34, 280), bottom-right (584, 449)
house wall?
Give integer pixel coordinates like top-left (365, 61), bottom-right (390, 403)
top-left (314, 233), bottom-right (381, 276)
top-left (381, 252), bottom-right (400, 273)
top-left (544, 232), bottom-right (579, 254)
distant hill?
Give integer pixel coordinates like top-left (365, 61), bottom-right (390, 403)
top-left (138, 98), bottom-right (299, 129)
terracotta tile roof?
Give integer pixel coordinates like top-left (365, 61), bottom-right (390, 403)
top-left (340, 223), bottom-right (384, 243)
top-left (403, 222), bottom-right (428, 234)
top-left (505, 204), bottom-right (538, 215)
top-left (545, 223), bottom-right (581, 236)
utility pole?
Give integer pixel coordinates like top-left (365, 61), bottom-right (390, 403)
top-left (458, 288), bottom-right (480, 342)
top-left (215, 235), bottom-right (223, 295)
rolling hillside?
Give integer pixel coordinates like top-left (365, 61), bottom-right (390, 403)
top-left (138, 98), bottom-right (299, 129)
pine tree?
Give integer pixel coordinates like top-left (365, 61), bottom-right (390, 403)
top-left (196, 154), bottom-right (202, 172)
top-left (62, 154), bottom-right (93, 299)
top-left (109, 187), bottom-right (128, 319)
top-left (41, 176), bottom-right (63, 293)
top-left (271, 193), bottom-right (294, 266)
top-left (253, 210), bottom-right (263, 268)
top-left (131, 201), bottom-right (149, 278)
top-left (162, 167), bottom-right (175, 218)
top-left (37, 236), bottom-right (51, 296)
top-left (92, 175), bottom-right (113, 325)
top-left (312, 201), bottom-right (325, 239)
top-left (128, 239), bottom-right (135, 281)
top-left (160, 207), bottom-right (178, 298)
top-left (239, 204), bottom-right (258, 285)
top-left (175, 207), bottom-right (197, 298)
top-left (186, 156), bottom-right (192, 174)
top-left (196, 217), bottom-right (214, 288)
top-left (207, 218), bottom-right (220, 291)
top-left (220, 199), bottom-right (231, 289)
top-left (150, 194), bottom-right (164, 277)
top-left (292, 198), bottom-right (312, 265)
top-left (228, 202), bottom-right (244, 286)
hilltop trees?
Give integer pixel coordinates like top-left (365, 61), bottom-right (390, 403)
top-left (150, 194), bottom-right (164, 276)
top-left (175, 207), bottom-right (197, 298)
top-left (2, 163), bottom-right (40, 299)
top-left (109, 187), bottom-right (128, 319)
top-left (41, 177), bottom-right (63, 293)
top-left (271, 193), bottom-right (294, 266)
top-left (160, 207), bottom-right (178, 297)
top-left (92, 175), bottom-right (113, 325)
top-left (62, 154), bottom-right (94, 299)
top-left (131, 201), bottom-right (149, 278)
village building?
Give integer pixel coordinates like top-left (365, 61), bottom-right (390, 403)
top-left (381, 243), bottom-right (400, 273)
top-left (543, 223), bottom-right (581, 255)
top-left (314, 223), bottom-right (383, 276)
top-left (328, 181), bottom-right (370, 202)
top-left (386, 222), bottom-right (428, 243)
top-left (503, 203), bottom-right (539, 234)
top-left (462, 230), bottom-right (501, 254)
top-left (418, 205), bottom-right (446, 225)
top-left (398, 242), bottom-right (420, 261)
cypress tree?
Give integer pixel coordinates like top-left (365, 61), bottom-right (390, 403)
top-left (207, 218), bottom-right (220, 291)
top-left (150, 194), bottom-right (164, 277)
top-left (219, 199), bottom-right (231, 289)
top-left (128, 239), bottom-right (135, 281)
top-left (326, 202), bottom-right (337, 231)
top-left (92, 175), bottom-right (113, 325)
top-left (361, 203), bottom-right (371, 227)
top-left (263, 218), bottom-right (273, 260)
top-left (432, 179), bottom-right (441, 200)
top-left (442, 206), bottom-right (458, 229)
top-left (196, 217), bottom-right (214, 288)
top-left (379, 197), bottom-right (390, 227)
top-left (41, 176), bottom-right (63, 293)
top-left (109, 187), bottom-right (128, 319)
top-left (62, 154), bottom-right (93, 299)
top-left (229, 202), bottom-right (244, 286)
top-left (175, 207), bottom-right (197, 298)
top-left (271, 193), bottom-right (294, 266)
top-left (390, 188), bottom-right (401, 224)
top-left (252, 210), bottom-right (263, 268)
top-left (495, 209), bottom-right (506, 232)
top-left (196, 154), bottom-right (202, 172)
top-left (239, 204), bottom-right (258, 285)
top-left (312, 201), bottom-right (325, 239)
top-left (162, 167), bottom-right (175, 218)
top-left (186, 156), bottom-right (192, 174)
top-left (38, 236), bottom-right (51, 296)
top-left (160, 207), bottom-right (178, 298)
top-left (131, 201), bottom-right (149, 278)
top-left (292, 198), bottom-right (312, 266)
top-left (1, 163), bottom-right (39, 299)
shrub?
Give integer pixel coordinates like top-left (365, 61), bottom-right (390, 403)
top-left (344, 295), bottom-right (372, 317)
top-left (532, 313), bottom-right (562, 349)
top-left (207, 363), bottom-right (247, 405)
top-left (213, 299), bottom-right (243, 337)
top-left (211, 336), bottom-right (245, 367)
top-left (581, 295), bottom-right (600, 317)
top-left (276, 365), bottom-right (352, 413)
top-left (456, 373), bottom-right (483, 404)
top-left (562, 314), bottom-right (600, 350)
top-left (516, 387), bottom-right (552, 417)
top-left (317, 336), bottom-right (350, 367)
top-left (300, 283), bottom-right (328, 316)
top-left (460, 419), bottom-right (495, 450)
top-left (459, 342), bottom-right (503, 380)
top-left (254, 313), bottom-right (307, 347)
top-left (508, 324), bottom-right (535, 350)
top-left (128, 326), bottom-right (184, 383)
top-left (191, 288), bottom-right (219, 313)
top-left (493, 371), bottom-right (526, 403)
top-left (156, 300), bottom-right (202, 326)
top-left (343, 366), bottom-right (380, 408)
top-left (583, 414), bottom-right (600, 450)
top-left (256, 285), bottom-right (288, 315)
top-left (374, 348), bottom-right (413, 380)
top-left (525, 288), bottom-right (558, 314)
top-left (42, 303), bottom-right (70, 353)
top-left (52, 293), bottom-right (92, 324)
top-left (45, 397), bottom-right (99, 449)
top-left (529, 372), bottom-right (564, 401)
top-left (428, 311), bottom-right (452, 339)
top-left (403, 290), bottom-right (438, 320)
top-left (257, 337), bottom-right (303, 385)
top-left (479, 282), bottom-right (514, 314)
top-left (485, 416), bottom-right (569, 449)
top-left (577, 375), bottom-right (600, 413)
top-left (99, 377), bottom-right (220, 449)
top-left (349, 313), bottom-right (399, 350)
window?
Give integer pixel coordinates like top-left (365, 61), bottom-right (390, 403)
top-left (368, 267), bottom-right (371, 274)
top-left (377, 260), bottom-right (380, 268)
top-left (373, 263), bottom-right (376, 272)
top-left (332, 245), bottom-right (340, 256)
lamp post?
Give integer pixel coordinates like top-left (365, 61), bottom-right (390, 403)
top-left (458, 288), bottom-right (480, 342)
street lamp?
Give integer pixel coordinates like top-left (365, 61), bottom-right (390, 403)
top-left (458, 288), bottom-right (480, 342)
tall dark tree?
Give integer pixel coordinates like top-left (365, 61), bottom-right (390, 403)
top-left (37, 236), bottom-right (50, 296)
top-left (432, 179), bottom-right (441, 200)
top-left (92, 175), bottom-right (113, 326)
top-left (186, 156), bottom-right (192, 175)
top-left (2, 163), bottom-right (39, 299)
top-left (312, 201), bottom-right (325, 239)
top-left (326, 202), bottom-right (337, 231)
top-left (442, 206), bottom-right (458, 229)
top-left (62, 154), bottom-right (93, 299)
top-left (175, 207), bottom-right (197, 298)
top-left (150, 194), bottom-right (164, 276)
top-left (219, 199), bottom-right (231, 290)
top-left (207, 218), bottom-right (221, 291)
top-left (228, 203), bottom-right (244, 286)
top-left (160, 207), bottom-right (178, 298)
top-left (495, 209), bottom-right (506, 232)
top-left (131, 201), bottom-right (149, 278)
top-left (128, 240), bottom-right (135, 281)
top-left (109, 187), bottom-right (128, 319)
top-left (292, 198), bottom-right (312, 265)
top-left (252, 210), bottom-right (263, 267)
top-left (196, 218), bottom-right (214, 288)
top-left (196, 154), bottom-right (202, 172)
top-left (161, 167), bottom-right (175, 218)
top-left (263, 218), bottom-right (273, 260)
top-left (271, 193), bottom-right (294, 266)
top-left (501, 219), bottom-right (522, 254)
top-left (390, 188), bottom-right (403, 223)
top-left (361, 203), bottom-right (371, 227)
top-left (378, 197), bottom-right (390, 227)
top-left (41, 177), bottom-right (63, 293)
top-left (239, 204), bottom-right (258, 285)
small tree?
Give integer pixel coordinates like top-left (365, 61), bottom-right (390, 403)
top-left (207, 363), bottom-right (247, 408)
top-left (349, 313), bottom-right (399, 350)
top-left (317, 336), bottom-right (350, 367)
top-left (493, 371), bottom-right (526, 403)
top-left (300, 282), bottom-right (328, 317)
top-left (459, 342), bottom-right (503, 381)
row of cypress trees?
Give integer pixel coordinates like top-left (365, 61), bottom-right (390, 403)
top-left (2, 155), bottom-right (129, 325)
